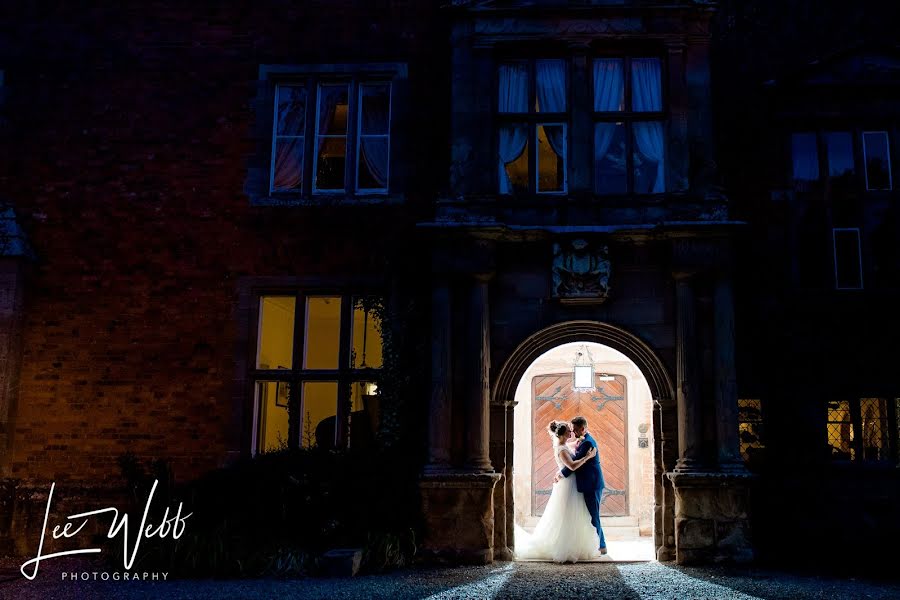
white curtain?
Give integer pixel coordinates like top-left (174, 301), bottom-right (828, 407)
top-left (359, 87), bottom-right (390, 188)
top-left (634, 122), bottom-right (665, 193)
top-left (273, 138), bottom-right (303, 190)
top-left (536, 60), bottom-right (566, 160)
top-left (273, 86), bottom-right (305, 190)
top-left (498, 126), bottom-right (527, 194)
top-left (593, 59), bottom-right (624, 112)
top-left (498, 64), bottom-right (529, 193)
top-left (360, 138), bottom-right (388, 188)
top-left (593, 59), bottom-right (623, 172)
top-left (631, 58), bottom-right (662, 112)
top-left (594, 123), bottom-right (616, 169)
top-left (631, 59), bottom-right (665, 192)
top-left (498, 63), bottom-right (528, 113)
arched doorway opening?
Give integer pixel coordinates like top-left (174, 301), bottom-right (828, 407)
top-left (512, 341), bottom-right (655, 560)
top-left (492, 321), bottom-right (676, 562)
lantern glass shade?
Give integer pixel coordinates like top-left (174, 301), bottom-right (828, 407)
top-left (573, 364), bottom-right (594, 391)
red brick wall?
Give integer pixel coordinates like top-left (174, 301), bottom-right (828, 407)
top-left (0, 1), bottom-right (440, 488)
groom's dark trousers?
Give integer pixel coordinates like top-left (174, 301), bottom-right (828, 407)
top-left (560, 432), bottom-right (607, 549)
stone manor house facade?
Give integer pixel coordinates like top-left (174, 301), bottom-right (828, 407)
top-left (0, 1), bottom-right (898, 567)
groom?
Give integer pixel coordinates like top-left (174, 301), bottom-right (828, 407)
top-left (558, 416), bottom-right (607, 554)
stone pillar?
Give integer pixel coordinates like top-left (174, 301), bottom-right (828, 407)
top-left (504, 401), bottom-right (516, 558)
top-left (489, 401), bottom-right (510, 560)
top-left (419, 245), bottom-right (500, 565)
top-left (425, 278), bottom-right (452, 474)
top-left (713, 272), bottom-right (746, 472)
top-left (666, 42), bottom-right (689, 193)
top-left (674, 273), bottom-right (703, 472)
top-left (464, 274), bottom-right (493, 472)
top-left (668, 472), bottom-right (754, 565)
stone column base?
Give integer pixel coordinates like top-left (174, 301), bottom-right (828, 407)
top-left (418, 472), bottom-right (501, 565)
top-left (667, 471), bottom-right (755, 565)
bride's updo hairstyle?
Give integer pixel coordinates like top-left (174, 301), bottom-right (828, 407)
top-left (547, 420), bottom-right (570, 441)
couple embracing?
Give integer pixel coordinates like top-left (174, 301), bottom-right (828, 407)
top-left (515, 416), bottom-right (608, 563)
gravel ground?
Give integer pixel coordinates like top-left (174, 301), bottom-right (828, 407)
top-left (2, 555), bottom-right (900, 600)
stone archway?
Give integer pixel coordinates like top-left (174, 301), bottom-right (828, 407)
top-left (491, 320), bottom-right (678, 561)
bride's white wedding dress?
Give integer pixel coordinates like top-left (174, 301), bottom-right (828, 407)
top-left (514, 440), bottom-right (601, 563)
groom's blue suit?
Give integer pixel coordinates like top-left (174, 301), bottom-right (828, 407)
top-left (560, 432), bottom-right (607, 549)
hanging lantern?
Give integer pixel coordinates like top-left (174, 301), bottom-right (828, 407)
top-left (572, 345), bottom-right (595, 392)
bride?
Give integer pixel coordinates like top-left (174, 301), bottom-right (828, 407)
top-left (514, 420), bottom-right (601, 563)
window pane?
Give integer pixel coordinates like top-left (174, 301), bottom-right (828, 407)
top-left (499, 125), bottom-right (528, 194)
top-left (594, 122), bottom-right (626, 194)
top-left (255, 381), bottom-right (290, 453)
top-left (537, 124), bottom-right (566, 192)
top-left (498, 63), bottom-right (528, 113)
top-left (350, 381), bottom-right (379, 449)
top-left (359, 84), bottom-right (390, 135)
top-left (351, 298), bottom-right (383, 368)
top-left (825, 132), bottom-right (854, 178)
top-left (315, 137), bottom-right (346, 191)
top-left (357, 137), bottom-right (389, 190)
top-left (276, 85), bottom-right (306, 135)
top-left (860, 398), bottom-right (889, 461)
top-left (317, 85), bottom-right (349, 135)
top-left (315, 85), bottom-right (348, 191)
top-left (272, 138), bottom-right (304, 191)
top-left (826, 400), bottom-right (853, 460)
top-left (633, 122), bottom-right (666, 194)
top-left (301, 381), bottom-right (338, 448)
top-left (257, 296), bottom-right (295, 369)
top-left (535, 59), bottom-right (566, 113)
top-left (303, 296), bottom-right (342, 369)
top-left (863, 131), bottom-right (892, 190)
top-left (593, 59), bottom-right (624, 112)
top-left (833, 229), bottom-right (862, 289)
top-left (791, 133), bottom-right (819, 186)
top-left (631, 58), bottom-right (662, 112)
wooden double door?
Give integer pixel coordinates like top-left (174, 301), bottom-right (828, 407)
top-left (531, 373), bottom-right (628, 517)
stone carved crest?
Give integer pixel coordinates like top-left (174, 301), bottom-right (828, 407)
top-left (552, 239), bottom-right (611, 303)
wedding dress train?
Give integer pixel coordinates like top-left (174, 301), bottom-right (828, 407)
top-left (514, 441), bottom-right (600, 563)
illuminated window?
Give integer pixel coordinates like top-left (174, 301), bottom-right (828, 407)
top-left (826, 400), bottom-right (854, 461)
top-left (738, 399), bottom-right (765, 463)
top-left (252, 293), bottom-right (384, 454)
top-left (860, 398), bottom-right (889, 462)
top-left (826, 398), bottom-right (899, 464)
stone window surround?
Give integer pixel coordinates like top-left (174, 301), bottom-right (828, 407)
top-left (247, 63), bottom-right (408, 207)
top-left (492, 49), bottom-right (669, 199)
